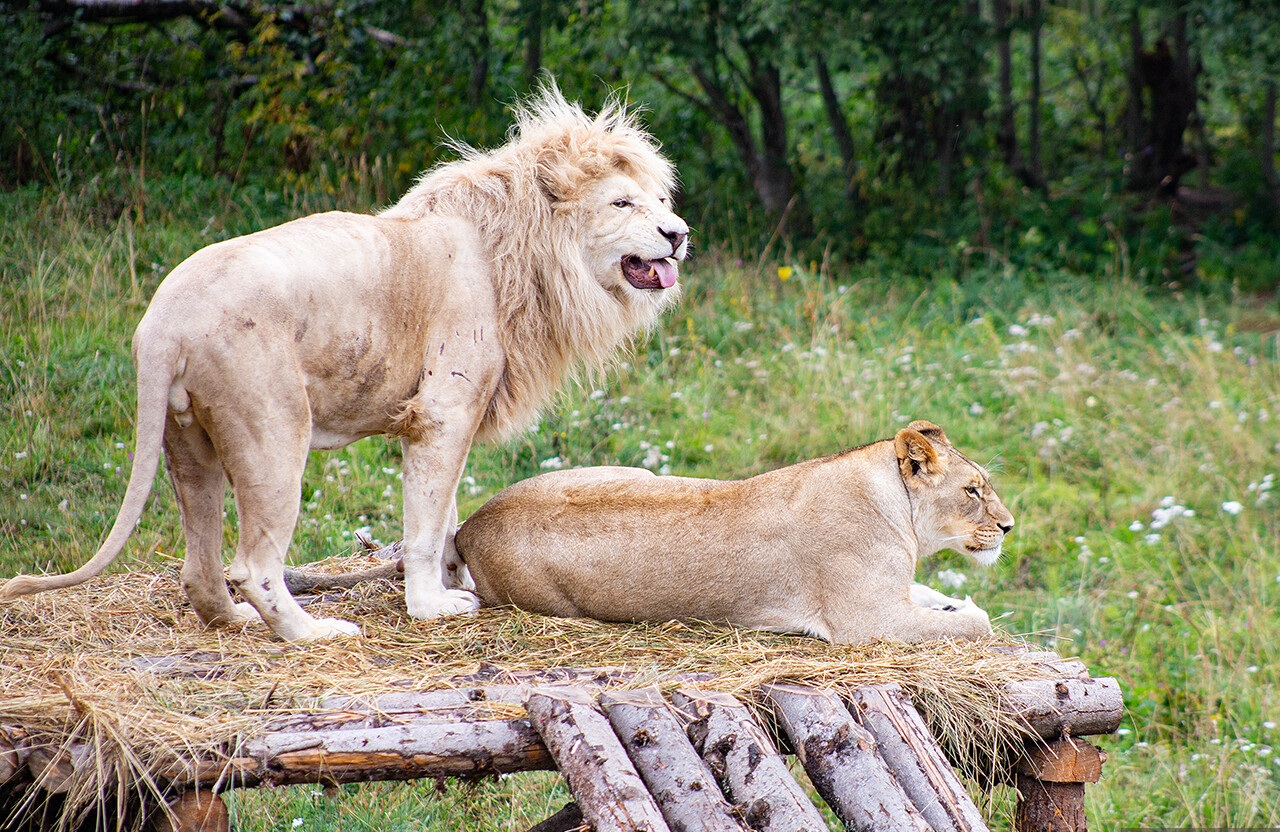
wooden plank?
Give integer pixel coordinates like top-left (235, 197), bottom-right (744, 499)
top-left (600, 688), bottom-right (749, 832)
top-left (1001, 678), bottom-right (1123, 740)
top-left (526, 689), bottom-right (671, 832)
top-left (1015, 738), bottom-right (1104, 784)
top-left (762, 683), bottom-right (931, 832)
top-left (847, 683), bottom-right (989, 832)
top-left (671, 688), bottom-right (827, 832)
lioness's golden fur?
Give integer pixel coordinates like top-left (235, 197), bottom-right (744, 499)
top-left (2, 87), bottom-right (689, 642)
top-left (457, 421), bottom-right (1014, 645)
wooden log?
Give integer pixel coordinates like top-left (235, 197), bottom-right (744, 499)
top-left (526, 689), bottom-right (671, 832)
top-left (239, 717), bottom-right (552, 787)
top-left (846, 683), bottom-right (989, 832)
top-left (1014, 777), bottom-right (1086, 832)
top-left (1011, 735), bottom-right (1105, 831)
top-left (671, 688), bottom-right (827, 832)
top-left (0, 727), bottom-right (29, 786)
top-left (762, 683), bottom-right (931, 832)
top-left (1001, 677), bottom-right (1123, 740)
top-left (152, 789), bottom-right (230, 832)
top-left (25, 743), bottom-right (90, 795)
top-left (527, 802), bottom-right (586, 832)
top-left (600, 688), bottom-right (749, 832)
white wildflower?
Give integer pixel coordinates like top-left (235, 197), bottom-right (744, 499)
top-left (1221, 501), bottom-right (1243, 515)
top-left (1008, 324), bottom-right (1029, 337)
top-left (937, 569), bottom-right (968, 590)
top-left (539, 456), bottom-right (565, 470)
top-left (1129, 521), bottom-right (1145, 531)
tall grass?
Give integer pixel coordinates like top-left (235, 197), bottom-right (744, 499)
top-left (2, 179), bottom-right (1278, 828)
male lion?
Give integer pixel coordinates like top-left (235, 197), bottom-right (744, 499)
top-left (1, 88), bottom-right (689, 642)
top-left (456, 421), bottom-right (1014, 645)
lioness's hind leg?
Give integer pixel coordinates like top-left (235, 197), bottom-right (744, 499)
top-left (221, 415), bottom-right (360, 642)
top-left (164, 422), bottom-right (248, 626)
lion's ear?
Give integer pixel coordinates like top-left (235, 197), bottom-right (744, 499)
top-left (905, 420), bottom-right (950, 447)
top-left (895, 427), bottom-right (948, 487)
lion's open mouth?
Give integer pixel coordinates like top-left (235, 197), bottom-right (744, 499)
top-left (621, 256), bottom-right (678, 290)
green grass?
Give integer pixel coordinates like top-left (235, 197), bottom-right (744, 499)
top-left (2, 179), bottom-right (1279, 829)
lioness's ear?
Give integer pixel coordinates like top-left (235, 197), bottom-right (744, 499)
top-left (906, 420), bottom-right (950, 447)
top-left (895, 427), bottom-right (948, 487)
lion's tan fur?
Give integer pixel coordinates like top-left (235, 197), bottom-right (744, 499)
top-left (2, 86), bottom-right (688, 642)
top-left (456, 421), bottom-right (1015, 645)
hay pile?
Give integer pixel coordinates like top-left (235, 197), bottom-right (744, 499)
top-left (1, 556), bottom-right (1061, 827)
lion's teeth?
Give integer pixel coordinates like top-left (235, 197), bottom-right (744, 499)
top-left (648, 266), bottom-right (657, 279)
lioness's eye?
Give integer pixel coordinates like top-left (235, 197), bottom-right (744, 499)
top-left (965, 485), bottom-right (981, 497)
top-left (612, 198), bottom-right (632, 208)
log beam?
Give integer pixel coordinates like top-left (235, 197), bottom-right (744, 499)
top-left (847, 683), bottom-right (989, 832)
top-left (526, 689), bottom-right (670, 832)
top-left (671, 688), bottom-right (827, 832)
top-left (600, 688), bottom-right (748, 832)
top-left (762, 683), bottom-right (931, 832)
top-left (1001, 677), bottom-right (1122, 740)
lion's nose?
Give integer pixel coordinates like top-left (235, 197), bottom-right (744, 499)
top-left (998, 519), bottom-right (1014, 534)
top-left (660, 226), bottom-right (688, 255)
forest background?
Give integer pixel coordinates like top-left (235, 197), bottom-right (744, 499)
top-left (2, 0), bottom-right (1280, 828)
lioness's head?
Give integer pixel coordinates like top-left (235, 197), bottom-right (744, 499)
top-left (894, 420), bottom-right (1014, 567)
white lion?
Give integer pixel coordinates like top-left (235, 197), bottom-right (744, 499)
top-left (1, 87), bottom-right (689, 641)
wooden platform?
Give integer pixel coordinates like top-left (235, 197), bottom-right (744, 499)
top-left (1, 650), bottom-right (1120, 832)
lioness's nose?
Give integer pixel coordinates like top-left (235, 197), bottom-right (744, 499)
top-left (660, 226), bottom-right (688, 254)
top-left (998, 519), bottom-right (1014, 534)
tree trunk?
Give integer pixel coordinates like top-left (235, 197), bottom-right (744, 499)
top-left (746, 53), bottom-right (797, 219)
top-left (1026, 0), bottom-right (1046, 190)
top-left (993, 0), bottom-right (1022, 172)
top-left (688, 59), bottom-right (797, 223)
top-left (1263, 80), bottom-right (1278, 209)
top-left (815, 54), bottom-right (858, 200)
top-left (1125, 10), bottom-right (1149, 189)
top-left (463, 0), bottom-right (489, 107)
top-left (521, 0), bottom-right (544, 89)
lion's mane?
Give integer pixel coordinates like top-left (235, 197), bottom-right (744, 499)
top-left (381, 87), bottom-right (678, 441)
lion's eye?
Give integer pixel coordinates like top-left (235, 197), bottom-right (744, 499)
top-left (965, 485), bottom-right (981, 498)
top-left (612, 198), bottom-right (633, 208)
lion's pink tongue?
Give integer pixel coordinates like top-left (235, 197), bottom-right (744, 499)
top-left (651, 259), bottom-right (678, 288)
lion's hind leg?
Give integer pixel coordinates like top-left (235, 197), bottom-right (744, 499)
top-left (217, 400), bottom-right (360, 642)
top-left (164, 420), bottom-right (252, 627)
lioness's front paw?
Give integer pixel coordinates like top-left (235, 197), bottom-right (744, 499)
top-left (295, 617), bottom-right (362, 642)
top-left (955, 596), bottom-right (992, 630)
top-left (406, 588), bottom-right (481, 619)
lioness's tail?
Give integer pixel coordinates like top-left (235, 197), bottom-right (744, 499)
top-left (1, 341), bottom-right (175, 600)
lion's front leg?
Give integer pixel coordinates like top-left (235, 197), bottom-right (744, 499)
top-left (402, 437), bottom-right (482, 618)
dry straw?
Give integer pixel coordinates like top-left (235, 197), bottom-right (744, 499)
top-left (1, 556), bottom-right (1060, 829)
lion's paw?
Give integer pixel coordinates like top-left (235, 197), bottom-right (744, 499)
top-left (295, 618), bottom-right (362, 642)
top-left (406, 588), bottom-right (481, 620)
top-left (955, 597), bottom-right (992, 630)
top-left (229, 602), bottom-right (263, 623)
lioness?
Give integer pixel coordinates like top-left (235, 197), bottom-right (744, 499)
top-left (1, 87), bottom-right (688, 642)
top-left (456, 421), bottom-right (1013, 644)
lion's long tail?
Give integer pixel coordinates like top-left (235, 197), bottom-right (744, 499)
top-left (1, 340), bottom-right (175, 600)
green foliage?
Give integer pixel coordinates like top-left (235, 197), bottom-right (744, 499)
top-left (4, 0), bottom-right (1277, 285)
